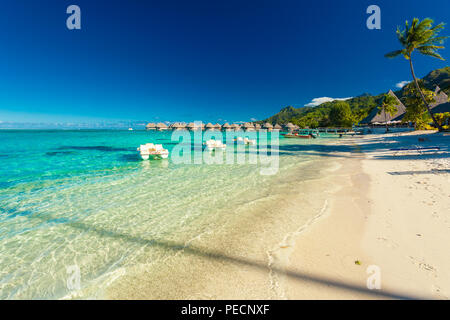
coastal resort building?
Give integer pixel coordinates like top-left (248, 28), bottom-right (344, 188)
top-left (187, 122), bottom-right (197, 131)
top-left (361, 86), bottom-right (449, 127)
top-left (243, 122), bottom-right (255, 132)
top-left (222, 123), bottom-right (231, 131)
top-left (176, 123), bottom-right (187, 131)
top-left (273, 124), bottom-right (282, 131)
top-left (146, 123), bottom-right (156, 130)
top-left (231, 123), bottom-right (242, 131)
top-left (432, 85), bottom-right (449, 107)
top-left (205, 123), bottom-right (215, 131)
top-left (170, 123), bottom-right (185, 130)
top-left (360, 90), bottom-right (406, 126)
top-left (214, 123), bottom-right (222, 130)
top-left (254, 123), bottom-right (262, 131)
top-left (156, 122), bottom-right (168, 131)
top-left (263, 123), bottom-right (273, 131)
top-left (430, 87), bottom-right (450, 116)
top-left (284, 122), bottom-right (295, 132)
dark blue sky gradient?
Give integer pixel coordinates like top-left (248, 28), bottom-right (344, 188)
top-left (0, 0), bottom-right (449, 124)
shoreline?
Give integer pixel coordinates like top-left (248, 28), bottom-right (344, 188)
top-left (283, 141), bottom-right (374, 299)
top-left (285, 131), bottom-right (449, 299)
top-left (102, 143), bottom-right (346, 299)
top-left (61, 131), bottom-right (449, 300)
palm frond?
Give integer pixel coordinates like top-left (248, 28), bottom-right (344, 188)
top-left (384, 49), bottom-right (405, 59)
top-left (417, 47), bottom-right (445, 60)
top-left (386, 17), bottom-right (447, 61)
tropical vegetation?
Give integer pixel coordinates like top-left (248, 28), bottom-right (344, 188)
top-left (385, 17), bottom-right (448, 131)
top-left (377, 93), bottom-right (398, 132)
top-left (262, 66), bottom-right (449, 129)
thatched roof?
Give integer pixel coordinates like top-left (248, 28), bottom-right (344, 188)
top-left (222, 123), bottom-right (231, 128)
top-left (146, 123), bottom-right (156, 128)
top-left (231, 124), bottom-right (242, 130)
top-left (243, 122), bottom-right (255, 128)
top-left (263, 122), bottom-right (273, 129)
top-left (205, 123), bottom-right (214, 128)
top-left (187, 122), bottom-right (196, 128)
top-left (432, 86), bottom-right (449, 107)
top-left (285, 122), bottom-right (295, 128)
top-left (273, 124), bottom-right (282, 129)
top-left (254, 123), bottom-right (261, 129)
top-left (156, 122), bottom-right (168, 128)
top-left (361, 90), bottom-right (406, 124)
top-left (214, 123), bottom-right (222, 129)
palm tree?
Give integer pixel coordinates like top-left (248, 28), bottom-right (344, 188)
top-left (385, 18), bottom-right (447, 131)
top-left (377, 94), bottom-right (398, 133)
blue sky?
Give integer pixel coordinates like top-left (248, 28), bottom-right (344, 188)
top-left (0, 0), bottom-right (449, 125)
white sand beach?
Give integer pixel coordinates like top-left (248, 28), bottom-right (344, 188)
top-left (285, 131), bottom-right (450, 299)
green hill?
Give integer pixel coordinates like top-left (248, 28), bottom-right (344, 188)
top-left (263, 67), bottom-right (449, 128)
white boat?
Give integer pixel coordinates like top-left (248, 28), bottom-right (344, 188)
top-left (128, 128), bottom-right (133, 131)
top-left (204, 139), bottom-right (226, 151)
top-left (234, 137), bottom-right (256, 145)
top-left (137, 143), bottom-right (169, 160)
top-left (244, 138), bottom-right (256, 145)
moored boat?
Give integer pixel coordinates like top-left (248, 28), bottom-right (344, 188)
top-left (204, 139), bottom-right (226, 151)
top-left (282, 133), bottom-right (314, 139)
top-left (137, 143), bottom-right (169, 160)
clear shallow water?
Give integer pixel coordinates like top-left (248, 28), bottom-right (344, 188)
top-left (0, 130), bottom-right (336, 299)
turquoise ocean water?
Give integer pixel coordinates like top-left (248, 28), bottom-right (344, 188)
top-left (0, 129), bottom-right (336, 299)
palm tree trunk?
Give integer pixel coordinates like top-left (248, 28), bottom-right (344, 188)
top-left (409, 57), bottom-right (443, 131)
top-left (385, 110), bottom-right (388, 132)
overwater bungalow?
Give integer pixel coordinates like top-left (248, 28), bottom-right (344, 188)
top-left (176, 123), bottom-right (187, 131)
top-left (273, 124), bottom-right (282, 131)
top-left (263, 123), bottom-right (273, 131)
top-left (254, 123), bottom-right (262, 131)
top-left (231, 123), bottom-right (242, 131)
top-left (156, 122), bottom-right (168, 131)
top-left (284, 123), bottom-right (295, 132)
top-left (222, 123), bottom-right (232, 131)
top-left (214, 123), bottom-right (222, 130)
top-left (187, 122), bottom-right (201, 131)
top-left (205, 123), bottom-right (215, 131)
top-left (146, 123), bottom-right (156, 130)
top-left (243, 122), bottom-right (255, 132)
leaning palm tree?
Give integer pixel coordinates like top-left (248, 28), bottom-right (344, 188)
top-left (385, 18), bottom-right (447, 131)
top-left (377, 94), bottom-right (398, 133)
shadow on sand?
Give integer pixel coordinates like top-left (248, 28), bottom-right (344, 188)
top-left (278, 133), bottom-right (449, 161)
top-left (20, 211), bottom-right (423, 300)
